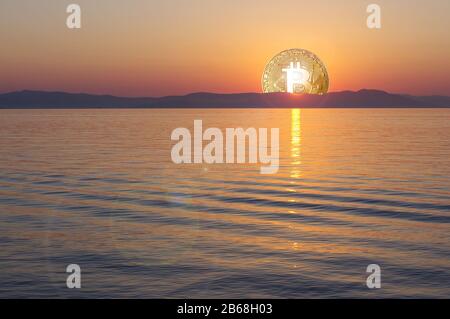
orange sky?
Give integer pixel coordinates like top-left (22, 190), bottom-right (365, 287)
top-left (1, 0), bottom-right (449, 96)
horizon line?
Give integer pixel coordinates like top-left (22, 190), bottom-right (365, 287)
top-left (2, 88), bottom-right (450, 99)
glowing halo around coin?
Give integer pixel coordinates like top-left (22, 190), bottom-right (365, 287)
top-left (262, 48), bottom-right (329, 95)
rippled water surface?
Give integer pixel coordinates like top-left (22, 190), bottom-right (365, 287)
top-left (0, 108), bottom-right (449, 298)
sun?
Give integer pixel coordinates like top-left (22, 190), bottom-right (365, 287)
top-left (262, 48), bottom-right (329, 95)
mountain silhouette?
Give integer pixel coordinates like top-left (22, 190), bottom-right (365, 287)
top-left (0, 89), bottom-right (449, 108)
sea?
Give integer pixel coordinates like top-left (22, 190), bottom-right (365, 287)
top-left (0, 108), bottom-right (449, 298)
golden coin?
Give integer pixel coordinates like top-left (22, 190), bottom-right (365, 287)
top-left (262, 48), bottom-right (329, 94)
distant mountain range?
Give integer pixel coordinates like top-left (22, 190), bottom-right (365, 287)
top-left (0, 89), bottom-right (449, 108)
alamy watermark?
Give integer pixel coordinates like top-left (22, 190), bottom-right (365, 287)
top-left (366, 264), bottom-right (381, 289)
top-left (66, 4), bottom-right (81, 29)
top-left (367, 4), bottom-right (382, 29)
top-left (171, 120), bottom-right (279, 174)
top-left (66, 264), bottom-right (81, 289)
top-left (65, 4), bottom-right (381, 30)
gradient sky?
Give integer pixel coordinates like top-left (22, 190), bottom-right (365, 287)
top-left (1, 0), bottom-right (449, 96)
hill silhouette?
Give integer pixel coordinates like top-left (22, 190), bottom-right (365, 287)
top-left (0, 89), bottom-right (449, 108)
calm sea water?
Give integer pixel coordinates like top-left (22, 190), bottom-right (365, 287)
top-left (0, 108), bottom-right (449, 298)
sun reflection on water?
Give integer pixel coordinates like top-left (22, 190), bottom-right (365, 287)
top-left (291, 109), bottom-right (302, 178)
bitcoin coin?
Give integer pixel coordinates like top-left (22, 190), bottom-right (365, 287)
top-left (262, 48), bottom-right (329, 95)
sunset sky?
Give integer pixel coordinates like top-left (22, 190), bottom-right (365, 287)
top-left (1, 0), bottom-right (449, 96)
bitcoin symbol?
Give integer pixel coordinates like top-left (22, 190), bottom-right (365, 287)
top-left (262, 48), bottom-right (329, 95)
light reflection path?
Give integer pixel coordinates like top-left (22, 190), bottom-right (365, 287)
top-left (291, 109), bottom-right (302, 178)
